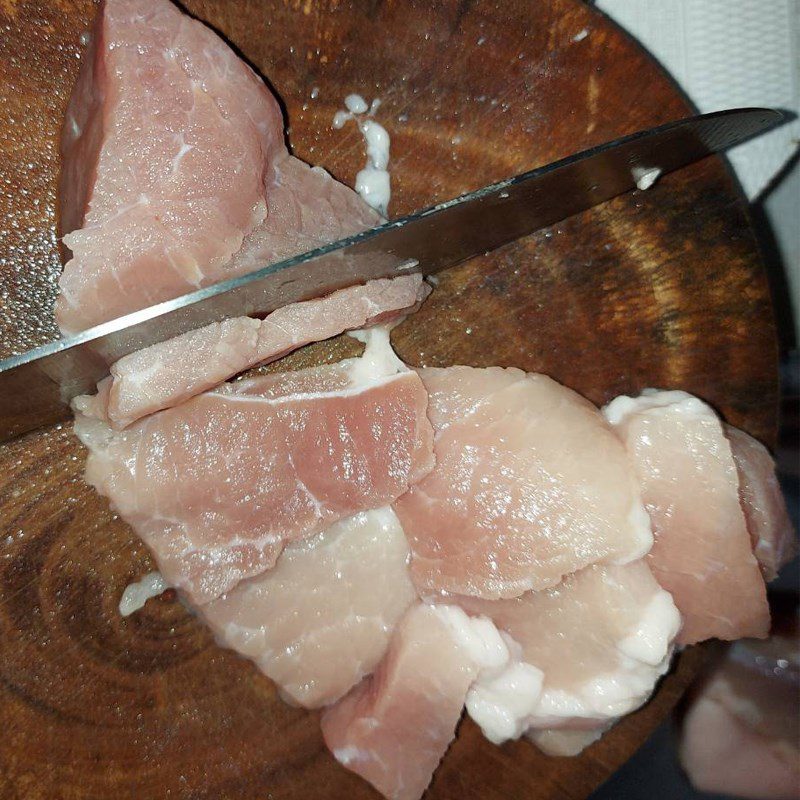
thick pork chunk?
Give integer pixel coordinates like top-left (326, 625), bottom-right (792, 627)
top-left (58, 0), bottom-right (380, 332)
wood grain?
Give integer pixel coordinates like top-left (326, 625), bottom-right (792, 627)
top-left (0, 0), bottom-right (778, 798)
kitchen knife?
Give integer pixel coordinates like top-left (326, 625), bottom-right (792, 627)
top-left (0, 107), bottom-right (783, 441)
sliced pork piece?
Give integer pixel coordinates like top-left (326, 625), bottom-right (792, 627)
top-left (321, 603), bottom-right (510, 800)
top-left (726, 425), bottom-right (796, 581)
top-left (459, 561), bottom-right (681, 752)
top-left (199, 507), bottom-right (416, 708)
top-left (394, 366), bottom-right (653, 600)
top-left (58, 0), bottom-right (379, 332)
top-left (680, 629), bottom-right (800, 799)
top-left (74, 330), bottom-right (434, 604)
top-left (75, 274), bottom-right (429, 429)
top-left (604, 390), bottom-right (770, 645)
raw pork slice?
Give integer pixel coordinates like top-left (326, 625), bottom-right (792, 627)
top-left (322, 603), bottom-right (511, 800)
top-left (199, 507), bottom-right (417, 708)
top-left (459, 561), bottom-right (681, 753)
top-left (74, 330), bottom-right (434, 604)
top-left (394, 366), bottom-right (653, 600)
top-left (726, 425), bottom-right (796, 581)
top-left (76, 274), bottom-right (429, 429)
top-left (604, 390), bottom-right (769, 645)
top-left (680, 631), bottom-right (800, 799)
top-left (57, 0), bottom-right (380, 332)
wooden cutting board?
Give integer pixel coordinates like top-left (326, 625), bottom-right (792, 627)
top-left (0, 1), bottom-right (779, 798)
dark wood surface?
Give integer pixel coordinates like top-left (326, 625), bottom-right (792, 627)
top-left (0, 1), bottom-right (779, 798)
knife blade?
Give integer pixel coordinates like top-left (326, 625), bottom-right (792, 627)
top-left (0, 107), bottom-right (783, 442)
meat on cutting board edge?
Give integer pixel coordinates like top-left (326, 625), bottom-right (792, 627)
top-left (51, 1), bottom-right (794, 799)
